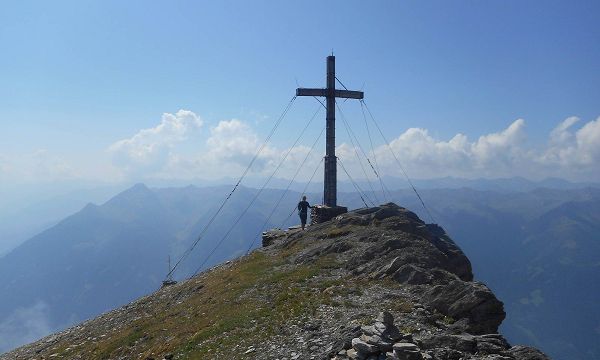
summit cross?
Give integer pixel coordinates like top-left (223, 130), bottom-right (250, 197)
top-left (296, 55), bottom-right (364, 207)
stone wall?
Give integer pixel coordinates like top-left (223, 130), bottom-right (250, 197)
top-left (311, 205), bottom-right (348, 224)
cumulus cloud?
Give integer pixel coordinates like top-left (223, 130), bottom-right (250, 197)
top-left (164, 115), bottom-right (600, 182)
top-left (470, 119), bottom-right (526, 167)
top-left (335, 116), bottom-right (600, 181)
top-left (572, 117), bottom-right (600, 164)
top-left (537, 116), bottom-right (600, 168)
top-left (205, 119), bottom-right (265, 166)
top-left (108, 110), bottom-right (203, 174)
top-left (549, 116), bottom-right (579, 145)
top-left (189, 119), bottom-right (321, 179)
top-left (12, 111), bottom-right (594, 184)
top-left (365, 119), bottom-right (527, 178)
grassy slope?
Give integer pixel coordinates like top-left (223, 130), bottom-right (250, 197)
top-left (34, 228), bottom-right (398, 360)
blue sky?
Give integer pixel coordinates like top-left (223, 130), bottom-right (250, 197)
top-left (1, 1), bottom-right (599, 186)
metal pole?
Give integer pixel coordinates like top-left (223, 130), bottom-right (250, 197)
top-left (324, 55), bottom-right (337, 207)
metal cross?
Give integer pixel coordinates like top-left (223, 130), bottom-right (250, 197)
top-left (296, 55), bottom-right (364, 207)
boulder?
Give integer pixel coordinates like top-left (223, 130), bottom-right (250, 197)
top-left (352, 338), bottom-right (378, 354)
top-left (418, 334), bottom-right (476, 353)
top-left (507, 345), bottom-right (551, 360)
top-left (423, 280), bottom-right (505, 334)
top-left (474, 334), bottom-right (510, 354)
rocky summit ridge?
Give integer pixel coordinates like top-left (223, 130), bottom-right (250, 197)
top-left (3, 203), bottom-right (549, 359)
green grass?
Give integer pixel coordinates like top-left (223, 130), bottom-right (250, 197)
top-left (60, 246), bottom-right (347, 359)
top-left (323, 224), bottom-right (362, 239)
top-left (38, 230), bottom-right (413, 360)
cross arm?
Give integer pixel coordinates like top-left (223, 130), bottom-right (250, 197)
top-left (296, 88), bottom-right (327, 97)
top-left (334, 89), bottom-right (364, 99)
top-left (296, 88), bottom-right (364, 99)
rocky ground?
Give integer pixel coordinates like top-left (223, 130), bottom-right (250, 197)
top-left (2, 203), bottom-right (549, 359)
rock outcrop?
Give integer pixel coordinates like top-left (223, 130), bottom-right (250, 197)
top-left (2, 203), bottom-right (549, 360)
top-left (292, 203), bottom-right (504, 335)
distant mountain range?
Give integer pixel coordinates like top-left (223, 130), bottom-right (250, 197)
top-left (0, 185), bottom-right (124, 256)
top-left (3, 176), bottom-right (597, 255)
top-left (160, 175), bottom-right (600, 194)
top-left (0, 181), bottom-right (599, 359)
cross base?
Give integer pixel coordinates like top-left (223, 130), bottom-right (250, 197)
top-left (310, 205), bottom-right (348, 225)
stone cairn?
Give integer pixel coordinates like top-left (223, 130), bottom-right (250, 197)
top-left (333, 312), bottom-right (427, 360)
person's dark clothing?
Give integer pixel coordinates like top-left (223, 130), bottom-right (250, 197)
top-left (298, 200), bottom-right (310, 213)
top-left (298, 200), bottom-right (311, 225)
top-left (299, 211), bottom-right (307, 225)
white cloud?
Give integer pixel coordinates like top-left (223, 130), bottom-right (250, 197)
top-left (187, 119), bottom-right (320, 180)
top-left (174, 115), bottom-right (600, 182)
top-left (108, 110), bottom-right (203, 174)
top-left (367, 122), bottom-right (514, 178)
top-left (205, 119), bottom-right (265, 166)
top-left (340, 116), bottom-right (600, 180)
top-left (538, 116), bottom-right (600, 168)
top-left (549, 116), bottom-right (579, 145)
top-left (5, 111), bottom-right (600, 184)
top-left (574, 117), bottom-right (600, 164)
top-left (470, 118), bottom-right (526, 166)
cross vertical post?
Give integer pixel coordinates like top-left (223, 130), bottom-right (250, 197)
top-left (296, 55), bottom-right (364, 208)
top-left (324, 55), bottom-right (336, 206)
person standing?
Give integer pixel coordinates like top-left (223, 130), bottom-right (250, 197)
top-left (297, 195), bottom-right (312, 230)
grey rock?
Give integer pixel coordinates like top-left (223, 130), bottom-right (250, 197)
top-left (394, 349), bottom-right (422, 360)
top-left (392, 264), bottom-right (433, 285)
top-left (352, 338), bottom-right (379, 354)
top-left (385, 352), bottom-right (400, 360)
top-left (423, 281), bottom-right (505, 334)
top-left (362, 325), bottom-right (384, 337)
top-left (366, 334), bottom-right (393, 352)
top-left (426, 224), bottom-right (473, 281)
top-left (374, 322), bottom-right (387, 334)
top-left (392, 342), bottom-right (418, 352)
top-left (383, 328), bottom-right (402, 342)
top-left (392, 342), bottom-right (422, 360)
top-left (419, 334), bottom-right (476, 353)
top-left (507, 345), bottom-right (551, 360)
top-left (429, 348), bottom-right (463, 360)
top-left (347, 349), bottom-right (360, 360)
top-left (262, 229), bottom-right (286, 247)
top-left (474, 334), bottom-right (510, 354)
top-left (376, 311), bottom-right (395, 326)
top-left (373, 257), bottom-right (403, 278)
